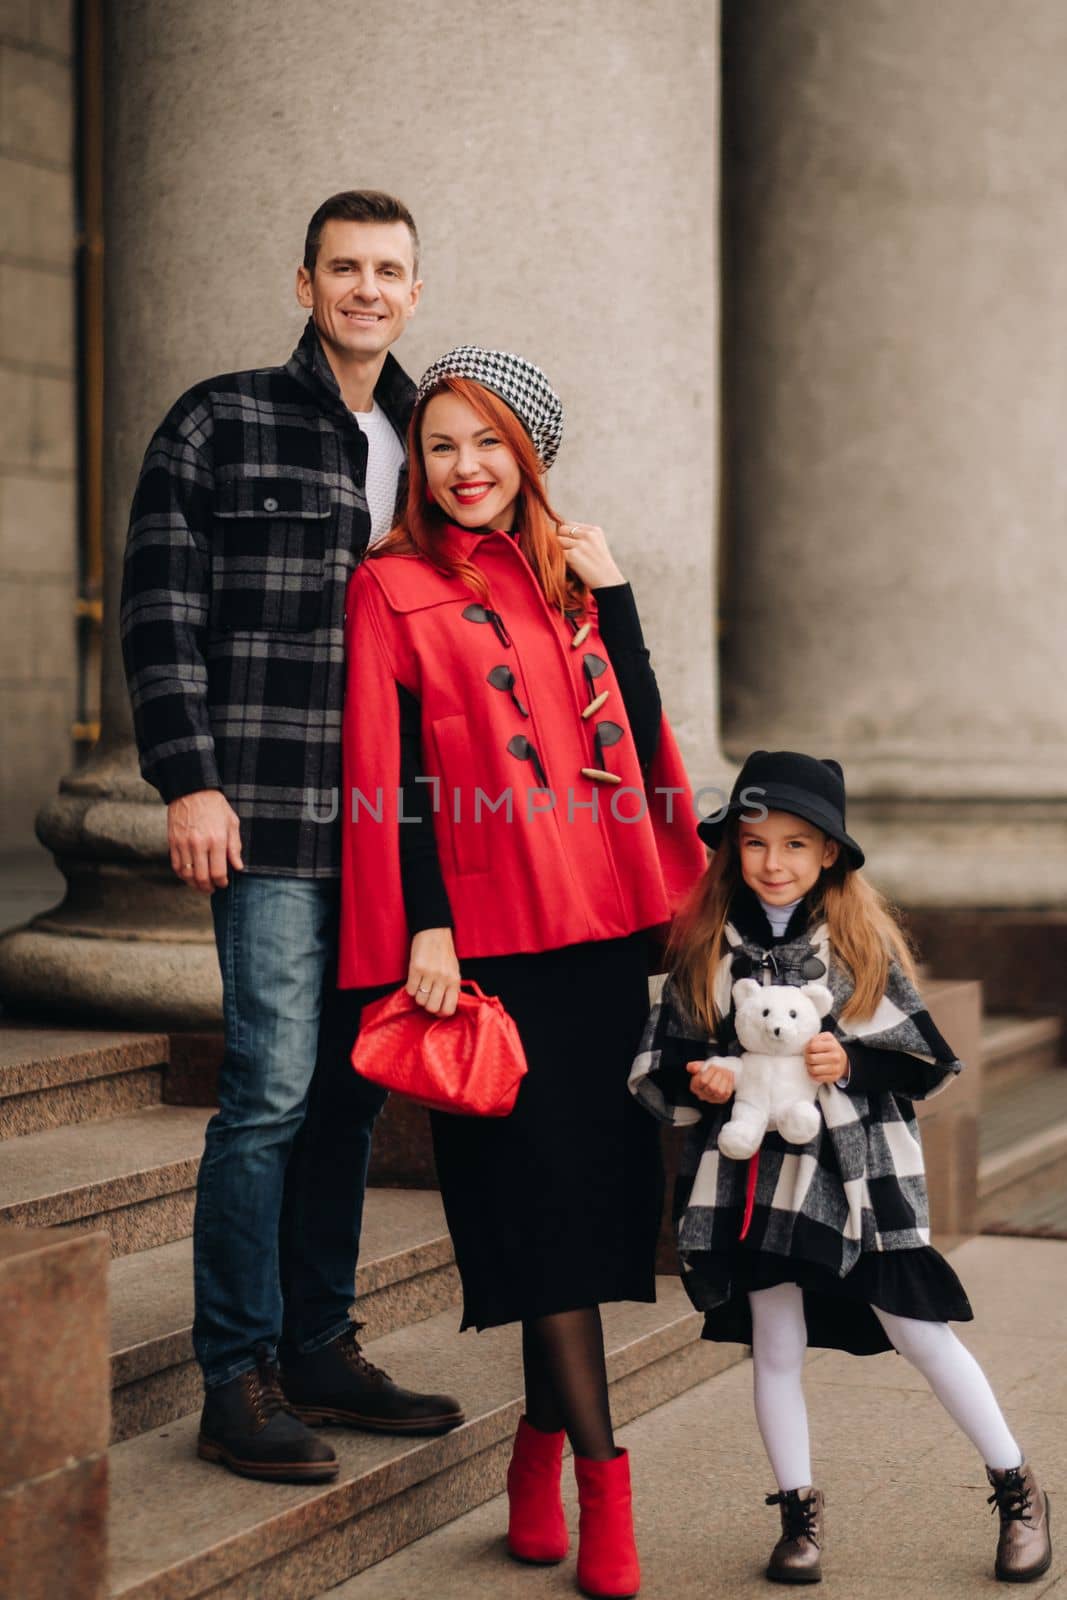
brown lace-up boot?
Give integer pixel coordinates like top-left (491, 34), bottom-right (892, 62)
top-left (284, 1322), bottom-right (465, 1435)
top-left (987, 1463), bottom-right (1052, 1582)
top-left (197, 1346), bottom-right (337, 1482)
top-left (765, 1487), bottom-right (824, 1584)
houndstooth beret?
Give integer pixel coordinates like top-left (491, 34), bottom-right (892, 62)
top-left (416, 346), bottom-right (564, 469)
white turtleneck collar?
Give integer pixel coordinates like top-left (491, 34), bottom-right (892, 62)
top-left (758, 895), bottom-right (803, 938)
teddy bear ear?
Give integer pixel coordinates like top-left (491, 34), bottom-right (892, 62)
top-left (800, 982), bottom-right (833, 1018)
top-left (732, 977), bottom-right (762, 1007)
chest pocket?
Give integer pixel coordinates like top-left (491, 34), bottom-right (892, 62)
top-left (212, 477), bottom-right (331, 632)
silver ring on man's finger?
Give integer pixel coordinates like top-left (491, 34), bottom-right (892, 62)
top-left (182, 862), bottom-right (193, 872)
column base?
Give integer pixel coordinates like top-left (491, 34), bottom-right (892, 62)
top-left (849, 795), bottom-right (1067, 909)
top-left (0, 744), bottom-right (222, 1030)
top-left (0, 924), bottom-right (221, 1030)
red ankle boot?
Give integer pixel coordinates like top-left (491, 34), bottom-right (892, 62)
top-left (506, 1415), bottom-right (569, 1564)
top-left (574, 1448), bottom-right (641, 1598)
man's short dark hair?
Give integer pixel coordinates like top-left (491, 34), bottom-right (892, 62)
top-left (303, 190), bottom-right (420, 277)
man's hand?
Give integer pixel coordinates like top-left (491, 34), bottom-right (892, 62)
top-left (686, 1056), bottom-right (737, 1105)
top-left (168, 790), bottom-right (243, 893)
top-left (407, 927), bottom-right (461, 1017)
top-left (805, 1032), bottom-right (849, 1084)
top-left (557, 522), bottom-right (625, 589)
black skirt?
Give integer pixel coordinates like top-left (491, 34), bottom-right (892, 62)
top-left (428, 933), bottom-right (664, 1331)
top-left (689, 1242), bottom-right (973, 1356)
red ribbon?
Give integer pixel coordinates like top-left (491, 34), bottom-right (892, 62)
top-left (739, 1151), bottom-right (760, 1241)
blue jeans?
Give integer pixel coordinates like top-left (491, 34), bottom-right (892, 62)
top-left (193, 874), bottom-right (386, 1389)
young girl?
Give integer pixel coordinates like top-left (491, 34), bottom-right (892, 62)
top-left (630, 749), bottom-right (1051, 1586)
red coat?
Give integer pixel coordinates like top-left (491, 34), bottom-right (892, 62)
top-left (338, 526), bottom-right (706, 987)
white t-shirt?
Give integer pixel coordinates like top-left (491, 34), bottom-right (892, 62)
top-left (351, 402), bottom-right (406, 546)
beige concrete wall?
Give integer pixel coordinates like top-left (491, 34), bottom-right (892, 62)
top-left (99, 0), bottom-right (723, 779)
top-left (0, 0), bottom-right (77, 852)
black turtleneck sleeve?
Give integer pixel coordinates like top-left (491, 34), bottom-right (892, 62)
top-left (841, 1039), bottom-right (953, 1101)
top-left (591, 583), bottom-right (661, 770)
top-left (397, 683), bottom-right (453, 934)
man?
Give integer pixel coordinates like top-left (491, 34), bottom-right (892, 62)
top-left (121, 190), bottom-right (463, 1484)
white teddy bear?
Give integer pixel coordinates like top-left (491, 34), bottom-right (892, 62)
top-left (708, 977), bottom-right (835, 1161)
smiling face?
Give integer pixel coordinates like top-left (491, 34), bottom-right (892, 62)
top-left (295, 218), bottom-right (421, 365)
top-left (420, 389), bottom-right (523, 530)
top-left (737, 809), bottom-right (840, 904)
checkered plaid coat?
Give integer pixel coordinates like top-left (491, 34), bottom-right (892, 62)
top-left (120, 320), bottom-right (415, 875)
top-left (629, 904), bottom-right (964, 1301)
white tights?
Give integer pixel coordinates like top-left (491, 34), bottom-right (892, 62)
top-left (749, 1282), bottom-right (1022, 1491)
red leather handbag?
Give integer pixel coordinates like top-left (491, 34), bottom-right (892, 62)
top-left (351, 980), bottom-right (528, 1116)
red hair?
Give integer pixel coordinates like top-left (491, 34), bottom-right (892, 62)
top-left (372, 377), bottom-right (587, 615)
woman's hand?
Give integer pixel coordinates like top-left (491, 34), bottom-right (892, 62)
top-left (686, 1057), bottom-right (737, 1105)
top-left (407, 927), bottom-right (461, 1017)
top-left (805, 1032), bottom-right (849, 1084)
top-left (557, 522), bottom-right (625, 589)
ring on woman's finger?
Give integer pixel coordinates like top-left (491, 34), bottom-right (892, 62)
top-left (417, 983), bottom-right (430, 994)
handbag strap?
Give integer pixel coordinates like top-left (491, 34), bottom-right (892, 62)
top-left (423, 980), bottom-right (504, 1047)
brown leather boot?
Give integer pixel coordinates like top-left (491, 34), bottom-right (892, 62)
top-left (197, 1348), bottom-right (338, 1483)
top-left (987, 1463), bottom-right (1052, 1582)
top-left (284, 1322), bottom-right (465, 1436)
top-left (765, 1487), bottom-right (824, 1584)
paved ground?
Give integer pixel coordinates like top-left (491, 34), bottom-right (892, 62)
top-left (332, 1236), bottom-right (1065, 1598)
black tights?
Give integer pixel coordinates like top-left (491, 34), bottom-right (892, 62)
top-left (521, 1306), bottom-right (616, 1461)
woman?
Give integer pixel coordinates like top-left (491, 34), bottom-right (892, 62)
top-left (339, 347), bottom-right (704, 1599)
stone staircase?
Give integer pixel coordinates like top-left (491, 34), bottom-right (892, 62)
top-left (0, 1024), bottom-right (739, 1599)
top-left (978, 1013), bottom-right (1067, 1239)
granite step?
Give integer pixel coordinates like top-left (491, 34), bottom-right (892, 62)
top-left (109, 1189), bottom-right (461, 1443)
top-left (108, 1281), bottom-right (743, 1600)
top-left (983, 1182), bottom-right (1067, 1240)
top-left (980, 1013), bottom-right (1062, 1091)
top-left (0, 1103), bottom-right (210, 1254)
top-left (0, 1025), bottom-right (168, 1138)
top-left (978, 1064), bottom-right (1067, 1233)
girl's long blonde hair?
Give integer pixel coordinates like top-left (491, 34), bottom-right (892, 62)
top-left (668, 821), bottom-right (917, 1032)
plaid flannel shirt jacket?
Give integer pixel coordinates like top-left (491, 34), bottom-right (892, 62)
top-left (120, 320), bottom-right (415, 876)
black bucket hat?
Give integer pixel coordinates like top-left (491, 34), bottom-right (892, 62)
top-left (697, 750), bottom-right (865, 867)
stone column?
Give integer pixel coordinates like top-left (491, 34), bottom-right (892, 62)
top-left (0, 2), bottom-right (223, 1027)
top-left (0, 0), bottom-right (723, 1026)
top-left (720, 0), bottom-right (1067, 906)
top-left (0, 3), bottom-right (81, 856)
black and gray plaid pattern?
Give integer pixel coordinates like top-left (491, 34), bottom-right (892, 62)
top-left (120, 319), bottom-right (415, 876)
top-left (629, 918), bottom-right (963, 1305)
top-left (416, 346), bottom-right (564, 469)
